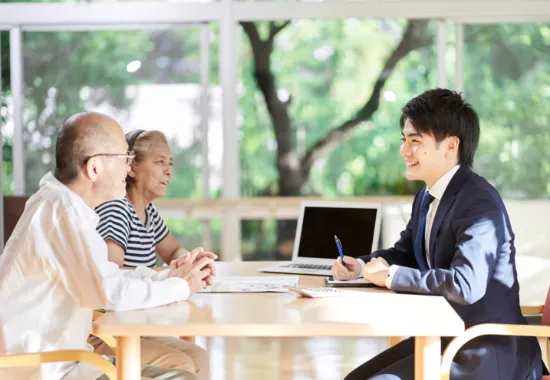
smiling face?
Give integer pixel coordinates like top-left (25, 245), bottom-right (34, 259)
top-left (130, 140), bottom-right (173, 200)
top-left (400, 118), bottom-right (460, 188)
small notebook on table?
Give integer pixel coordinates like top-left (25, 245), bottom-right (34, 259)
top-left (324, 277), bottom-right (374, 287)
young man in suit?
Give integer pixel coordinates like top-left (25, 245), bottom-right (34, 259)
top-left (331, 89), bottom-right (543, 380)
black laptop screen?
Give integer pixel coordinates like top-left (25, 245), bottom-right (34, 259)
top-left (296, 206), bottom-right (379, 259)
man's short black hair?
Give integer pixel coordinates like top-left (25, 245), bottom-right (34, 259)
top-left (400, 88), bottom-right (480, 167)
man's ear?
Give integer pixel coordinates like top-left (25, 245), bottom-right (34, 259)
top-left (446, 136), bottom-right (460, 156)
top-left (83, 157), bottom-right (101, 182)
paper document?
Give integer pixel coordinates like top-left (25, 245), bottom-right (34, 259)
top-left (199, 276), bottom-right (300, 293)
top-left (324, 277), bottom-right (372, 287)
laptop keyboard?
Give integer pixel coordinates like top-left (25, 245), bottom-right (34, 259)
top-left (281, 263), bottom-right (332, 270)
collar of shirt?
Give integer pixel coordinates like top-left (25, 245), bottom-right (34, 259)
top-left (39, 171), bottom-right (99, 226)
top-left (427, 164), bottom-right (461, 201)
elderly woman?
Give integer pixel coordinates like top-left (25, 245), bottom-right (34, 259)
top-left (92, 130), bottom-right (215, 379)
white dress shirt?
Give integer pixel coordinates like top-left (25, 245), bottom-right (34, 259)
top-left (359, 165), bottom-right (461, 288)
top-left (423, 164), bottom-right (461, 266)
top-left (0, 173), bottom-right (191, 380)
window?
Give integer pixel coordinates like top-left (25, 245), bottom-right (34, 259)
top-left (15, 27), bottom-right (220, 198)
top-left (239, 19), bottom-right (436, 259)
top-left (465, 23), bottom-right (550, 199)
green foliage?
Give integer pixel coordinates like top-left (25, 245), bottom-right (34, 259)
top-left (464, 24), bottom-right (550, 198)
top-left (239, 19), bottom-right (435, 197)
top-left (3, 12), bottom-right (550, 258)
top-left (2, 27), bottom-right (207, 195)
top-left (164, 217), bottom-right (222, 253)
top-left (239, 20), bottom-right (550, 201)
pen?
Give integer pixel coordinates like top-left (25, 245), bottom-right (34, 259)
top-left (334, 235), bottom-right (348, 270)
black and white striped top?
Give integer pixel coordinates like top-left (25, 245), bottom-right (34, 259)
top-left (95, 198), bottom-right (169, 268)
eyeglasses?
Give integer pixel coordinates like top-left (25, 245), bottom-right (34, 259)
top-left (87, 150), bottom-right (136, 165)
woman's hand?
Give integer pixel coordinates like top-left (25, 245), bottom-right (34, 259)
top-left (168, 249), bottom-right (213, 294)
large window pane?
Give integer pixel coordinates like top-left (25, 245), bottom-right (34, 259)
top-left (165, 217), bottom-right (222, 254)
top-left (1, 31), bottom-right (12, 196)
top-left (465, 23), bottom-right (550, 199)
top-left (239, 19), bottom-right (436, 259)
top-left (17, 27), bottom-right (220, 198)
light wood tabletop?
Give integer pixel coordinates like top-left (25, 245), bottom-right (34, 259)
top-left (93, 261), bottom-right (465, 380)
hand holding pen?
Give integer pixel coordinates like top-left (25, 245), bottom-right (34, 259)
top-left (331, 235), bottom-right (362, 280)
top-left (334, 235), bottom-right (348, 269)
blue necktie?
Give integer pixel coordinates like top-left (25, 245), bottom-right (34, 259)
top-left (414, 191), bottom-right (435, 271)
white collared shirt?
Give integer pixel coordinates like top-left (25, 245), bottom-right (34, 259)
top-left (0, 173), bottom-right (190, 380)
top-left (423, 164), bottom-right (461, 266)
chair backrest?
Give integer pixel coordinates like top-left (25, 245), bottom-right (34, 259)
top-left (542, 287), bottom-right (550, 326)
top-left (3, 196), bottom-right (30, 244)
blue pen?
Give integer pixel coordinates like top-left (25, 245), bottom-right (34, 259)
top-left (334, 235), bottom-right (348, 270)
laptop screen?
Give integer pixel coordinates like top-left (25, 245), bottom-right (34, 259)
top-left (296, 206), bottom-right (379, 259)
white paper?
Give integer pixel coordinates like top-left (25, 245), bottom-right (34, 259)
top-left (325, 277), bottom-right (370, 285)
top-left (199, 276), bottom-right (300, 293)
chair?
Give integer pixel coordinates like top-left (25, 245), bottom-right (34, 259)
top-left (386, 306), bottom-right (544, 350)
top-left (441, 287), bottom-right (550, 380)
top-left (92, 310), bottom-right (117, 351)
top-left (0, 319), bottom-right (117, 380)
top-left (3, 196), bottom-right (30, 245)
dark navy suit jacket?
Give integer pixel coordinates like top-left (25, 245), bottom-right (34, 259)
top-left (360, 165), bottom-right (541, 380)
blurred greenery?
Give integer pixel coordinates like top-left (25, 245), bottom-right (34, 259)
top-left (1, 10), bottom-right (550, 258)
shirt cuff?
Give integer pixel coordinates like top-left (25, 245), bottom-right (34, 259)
top-left (153, 268), bottom-right (171, 281)
top-left (167, 277), bottom-right (191, 301)
top-left (357, 259), bottom-right (366, 278)
top-left (385, 265), bottom-right (400, 289)
top-left (131, 266), bottom-right (172, 282)
top-left (131, 265), bottom-right (158, 280)
top-left (152, 269), bottom-right (190, 300)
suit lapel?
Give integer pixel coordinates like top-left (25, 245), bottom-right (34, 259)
top-left (428, 165), bottom-right (473, 266)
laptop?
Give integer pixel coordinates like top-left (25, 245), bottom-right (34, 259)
top-left (258, 200), bottom-right (382, 276)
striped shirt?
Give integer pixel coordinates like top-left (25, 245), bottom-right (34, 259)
top-left (95, 198), bottom-right (169, 268)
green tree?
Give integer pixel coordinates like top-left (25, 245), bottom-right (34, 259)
top-left (239, 19), bottom-right (434, 256)
top-left (464, 24), bottom-right (550, 199)
top-left (2, 27), bottom-right (208, 195)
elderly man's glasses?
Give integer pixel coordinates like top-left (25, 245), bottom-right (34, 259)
top-left (87, 150), bottom-right (136, 165)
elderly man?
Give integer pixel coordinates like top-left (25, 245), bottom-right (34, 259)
top-left (0, 112), bottom-right (212, 380)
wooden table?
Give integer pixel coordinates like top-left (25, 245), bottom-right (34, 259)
top-left (93, 262), bottom-right (464, 380)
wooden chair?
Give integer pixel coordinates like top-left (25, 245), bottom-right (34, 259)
top-left (92, 310), bottom-right (118, 351)
top-left (441, 287), bottom-right (550, 380)
top-left (0, 319), bottom-right (116, 380)
top-left (3, 196), bottom-right (29, 245)
top-left (386, 307), bottom-right (544, 349)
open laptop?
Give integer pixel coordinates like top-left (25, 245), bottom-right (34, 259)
top-left (258, 200), bottom-right (382, 276)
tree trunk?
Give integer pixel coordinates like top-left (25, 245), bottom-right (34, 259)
top-left (241, 20), bottom-right (432, 259)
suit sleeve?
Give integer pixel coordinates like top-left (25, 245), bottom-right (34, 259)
top-left (358, 190), bottom-right (421, 268)
top-left (389, 198), bottom-right (503, 305)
